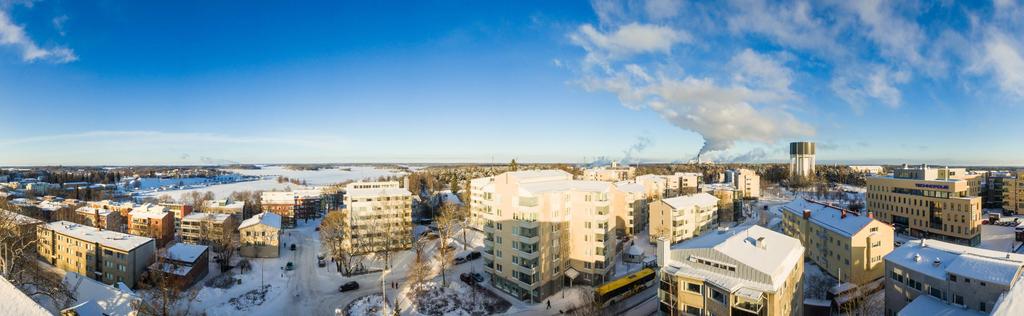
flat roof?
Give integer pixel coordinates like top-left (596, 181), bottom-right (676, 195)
top-left (898, 295), bottom-right (984, 316)
top-left (780, 198), bottom-right (879, 237)
top-left (44, 221), bottom-right (153, 251)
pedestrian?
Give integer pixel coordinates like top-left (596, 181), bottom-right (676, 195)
top-left (547, 300), bottom-right (551, 309)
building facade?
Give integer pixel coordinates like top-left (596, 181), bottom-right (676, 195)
top-left (340, 181), bottom-right (413, 254)
top-left (471, 170), bottom-right (637, 302)
top-left (75, 205), bottom-right (127, 232)
top-left (37, 221), bottom-right (156, 288)
top-left (1003, 170), bottom-right (1024, 215)
top-left (180, 212), bottom-right (238, 248)
top-left (127, 204), bottom-right (175, 247)
top-left (648, 193), bottom-right (719, 244)
top-left (884, 239), bottom-right (1024, 316)
top-left (867, 165), bottom-right (983, 246)
top-left (239, 212), bottom-right (281, 258)
top-left (260, 190), bottom-right (323, 228)
top-left (781, 198), bottom-right (894, 285)
top-left (581, 162), bottom-right (636, 182)
top-left (158, 203), bottom-right (192, 234)
top-left (202, 199), bottom-right (246, 221)
top-left (149, 243), bottom-right (209, 288)
top-left (657, 225), bottom-right (805, 316)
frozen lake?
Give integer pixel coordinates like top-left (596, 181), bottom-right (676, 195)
top-left (140, 166), bottom-right (407, 200)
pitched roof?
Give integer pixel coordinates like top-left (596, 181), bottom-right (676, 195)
top-left (63, 272), bottom-right (139, 316)
top-left (0, 275), bottom-right (52, 316)
top-left (240, 212), bottom-right (281, 230)
top-left (666, 225), bottom-right (804, 292)
top-left (780, 198), bottom-right (879, 237)
top-left (163, 243), bottom-right (208, 263)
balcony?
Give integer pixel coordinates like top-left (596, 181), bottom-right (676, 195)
top-left (519, 220), bottom-right (539, 229)
top-left (514, 247), bottom-right (540, 259)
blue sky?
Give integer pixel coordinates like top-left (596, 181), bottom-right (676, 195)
top-left (1, 0), bottom-right (1024, 166)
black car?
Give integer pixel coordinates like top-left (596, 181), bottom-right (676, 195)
top-left (454, 256), bottom-right (467, 265)
top-left (339, 281), bottom-right (359, 292)
top-left (460, 272), bottom-right (484, 285)
top-left (465, 251), bottom-right (481, 260)
top-left (318, 259), bottom-right (326, 267)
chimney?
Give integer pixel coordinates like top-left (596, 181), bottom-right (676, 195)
top-left (657, 237), bottom-right (670, 267)
top-left (803, 210), bottom-right (811, 220)
top-left (868, 211), bottom-right (874, 219)
top-left (932, 258), bottom-right (942, 267)
top-left (756, 237), bottom-right (767, 250)
top-left (841, 210), bottom-right (847, 219)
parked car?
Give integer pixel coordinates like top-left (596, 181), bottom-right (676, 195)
top-left (465, 251), bottom-right (481, 261)
top-left (290, 244), bottom-right (297, 251)
top-left (318, 259), bottom-right (326, 267)
top-left (454, 256), bottom-right (467, 265)
top-left (285, 262), bottom-right (294, 271)
top-left (460, 272), bottom-right (484, 285)
top-left (317, 253), bottom-right (325, 260)
top-left (339, 281), bottom-right (359, 292)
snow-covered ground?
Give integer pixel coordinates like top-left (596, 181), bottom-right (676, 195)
top-left (138, 179), bottom-right (303, 200)
top-left (980, 221), bottom-right (1023, 253)
top-left (226, 166), bottom-right (406, 186)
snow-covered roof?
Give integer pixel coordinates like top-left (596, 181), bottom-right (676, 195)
top-left (183, 212), bottom-right (232, 222)
top-left (63, 272), bottom-right (139, 316)
top-left (780, 198), bottom-right (878, 237)
top-left (346, 187), bottom-right (411, 198)
top-left (662, 193), bottom-right (719, 210)
top-left (886, 239), bottom-right (1024, 285)
top-left (163, 243), bottom-right (208, 263)
top-left (76, 206), bottom-right (116, 217)
top-left (626, 245), bottom-right (643, 256)
top-left (898, 295), bottom-right (983, 316)
top-left (993, 275), bottom-right (1024, 315)
top-left (507, 170), bottom-right (573, 182)
top-left (128, 203), bottom-right (170, 220)
top-left (0, 209), bottom-right (43, 225)
top-left (614, 182), bottom-right (645, 193)
top-left (0, 275), bottom-right (52, 316)
top-left (202, 199), bottom-right (244, 209)
top-left (44, 221), bottom-right (154, 251)
top-left (65, 300), bottom-right (105, 316)
top-left (240, 212), bottom-right (281, 230)
top-left (666, 225), bottom-right (804, 293)
top-left (261, 190), bottom-right (323, 203)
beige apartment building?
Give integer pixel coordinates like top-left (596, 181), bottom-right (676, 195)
top-left (867, 165), bottom-right (983, 246)
top-left (37, 221), bottom-right (156, 288)
top-left (657, 225), bottom-right (804, 316)
top-left (261, 189), bottom-right (323, 228)
top-left (664, 172), bottom-right (703, 195)
top-left (634, 174), bottom-right (669, 200)
top-left (611, 181), bottom-right (647, 235)
top-left (781, 198), bottom-right (894, 285)
top-left (340, 181), bottom-right (413, 254)
top-left (701, 183), bottom-right (740, 223)
top-left (884, 239), bottom-right (1024, 315)
top-left (239, 212), bottom-right (282, 258)
top-left (581, 162), bottom-right (636, 182)
top-left (729, 168), bottom-right (761, 199)
top-left (202, 198), bottom-right (246, 220)
top-left (180, 212), bottom-right (238, 248)
top-left (75, 205), bottom-right (127, 233)
top-left (471, 170), bottom-right (637, 302)
top-left (1003, 169), bottom-right (1024, 215)
top-left (649, 193), bottom-right (719, 244)
top-left (157, 203), bottom-right (192, 233)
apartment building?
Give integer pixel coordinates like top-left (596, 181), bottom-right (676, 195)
top-left (261, 189), bottom-right (323, 228)
top-left (611, 181), bottom-right (648, 235)
top-left (581, 162), bottom-right (636, 182)
top-left (239, 212), bottom-right (281, 258)
top-left (635, 174), bottom-right (669, 200)
top-left (158, 203), bottom-right (192, 233)
top-left (75, 204), bottom-right (127, 232)
top-left (127, 204), bottom-right (175, 247)
top-left (781, 198), bottom-right (894, 285)
top-left (37, 221), bottom-right (156, 288)
top-left (472, 170), bottom-right (635, 302)
top-left (341, 181), bottom-right (413, 254)
top-left (149, 243), bottom-right (209, 287)
top-left (0, 209), bottom-right (44, 255)
top-left (180, 212), bottom-right (238, 248)
top-left (884, 239), bottom-right (1024, 316)
top-left (202, 198), bottom-right (246, 220)
top-left (867, 165), bottom-right (983, 246)
top-left (83, 200), bottom-right (136, 217)
top-left (1003, 170), bottom-right (1024, 215)
top-left (656, 225), bottom-right (804, 316)
top-left (850, 165), bottom-right (885, 174)
top-left (701, 183), bottom-right (740, 223)
top-left (728, 168), bottom-right (761, 199)
top-left (648, 193), bottom-right (719, 244)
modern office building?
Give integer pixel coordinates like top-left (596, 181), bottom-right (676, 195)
top-left (780, 198), bottom-right (894, 285)
top-left (649, 192), bottom-right (719, 244)
top-left (656, 225), bottom-right (805, 316)
top-left (883, 239), bottom-right (1024, 316)
top-left (581, 161), bottom-right (636, 182)
top-left (260, 189), bottom-right (323, 228)
top-left (866, 165), bottom-right (983, 246)
top-left (471, 170), bottom-right (637, 302)
top-left (790, 141), bottom-right (816, 180)
top-left (239, 212), bottom-right (281, 258)
top-left (127, 204), bottom-right (175, 247)
top-left (37, 221), bottom-right (156, 288)
top-left (180, 212), bottom-right (238, 248)
top-left (340, 181), bottom-right (413, 254)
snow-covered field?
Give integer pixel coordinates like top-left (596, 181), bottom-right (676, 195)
top-left (226, 166), bottom-right (406, 186)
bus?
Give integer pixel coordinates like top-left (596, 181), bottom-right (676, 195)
top-left (594, 267), bottom-right (656, 307)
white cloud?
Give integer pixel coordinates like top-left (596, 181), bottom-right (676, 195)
top-left (570, 23), bottom-right (689, 65)
top-left (973, 31), bottom-right (1024, 97)
top-left (729, 48), bottom-right (794, 96)
top-left (52, 14), bottom-right (67, 36)
top-left (644, 0), bottom-right (683, 20)
top-left (839, 0), bottom-right (926, 68)
top-left (726, 0), bottom-right (845, 58)
top-left (0, 9), bottom-right (76, 63)
top-left (831, 66), bottom-right (910, 114)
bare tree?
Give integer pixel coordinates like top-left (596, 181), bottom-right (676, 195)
top-left (0, 210), bottom-right (74, 309)
top-left (320, 211), bottom-right (363, 275)
top-left (133, 250), bottom-right (200, 316)
top-left (435, 203), bottom-right (459, 286)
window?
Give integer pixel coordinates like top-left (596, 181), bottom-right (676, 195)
top-left (685, 306), bottom-right (701, 315)
top-left (954, 294), bottom-right (964, 306)
top-left (711, 290), bottom-right (726, 304)
top-left (687, 283), bottom-right (702, 294)
top-left (950, 275), bottom-right (957, 282)
top-left (980, 302), bottom-right (987, 312)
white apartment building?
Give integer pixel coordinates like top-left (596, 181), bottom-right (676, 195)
top-left (657, 225), bottom-right (805, 316)
top-left (884, 239), bottom-right (1024, 316)
top-left (471, 170), bottom-right (637, 302)
top-left (341, 181), bottom-right (413, 253)
top-left (649, 193), bottom-right (719, 244)
top-left (581, 162), bottom-right (636, 182)
top-left (729, 168), bottom-right (761, 199)
top-left (202, 198), bottom-right (246, 220)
